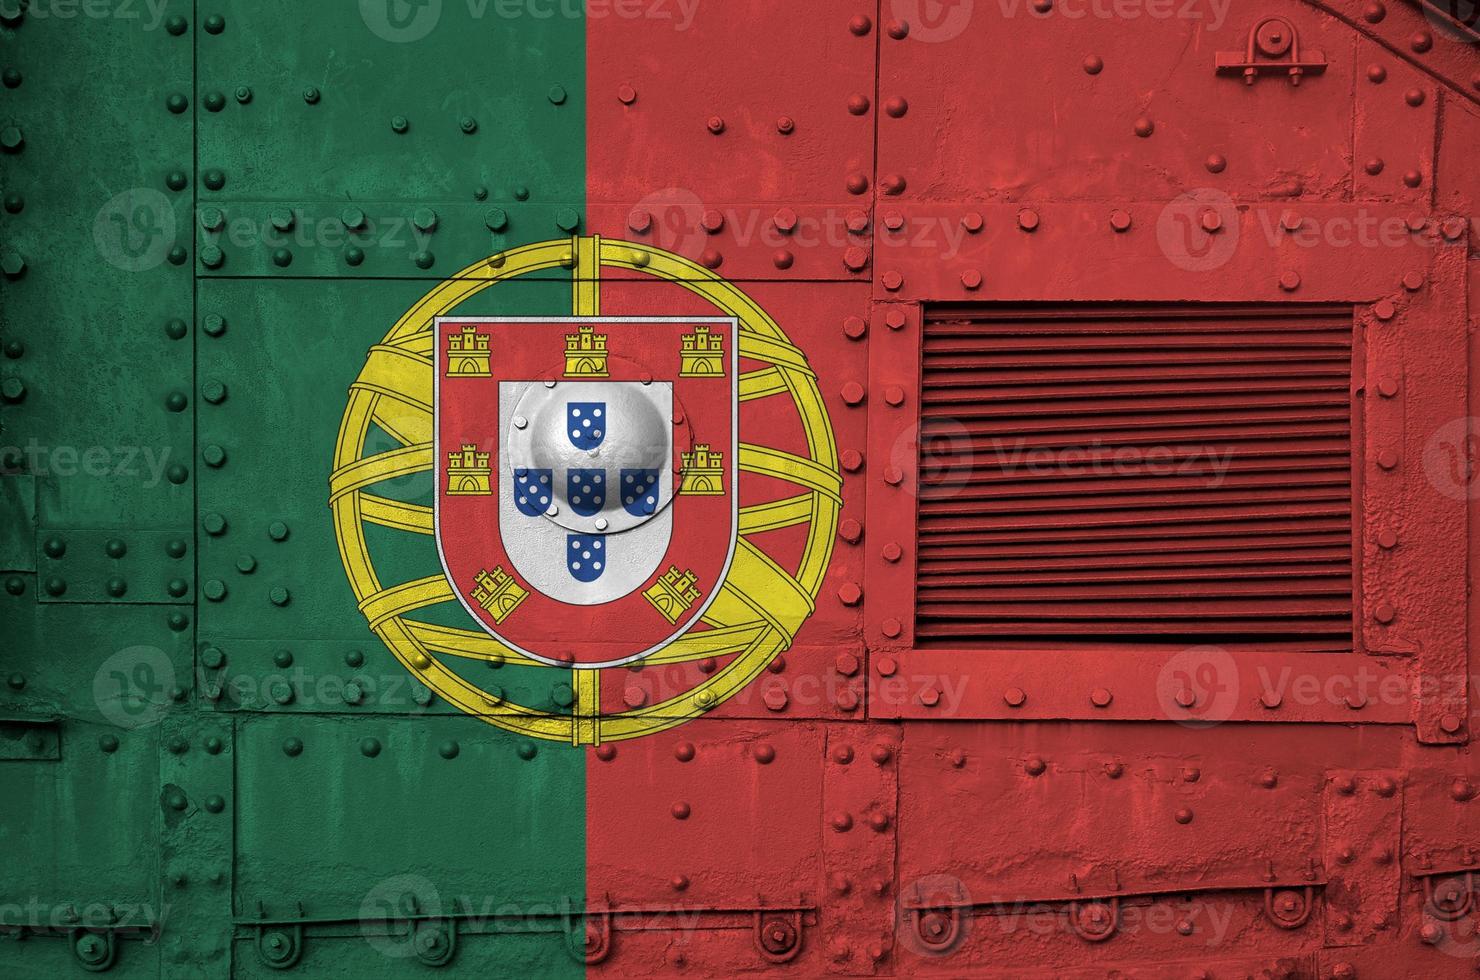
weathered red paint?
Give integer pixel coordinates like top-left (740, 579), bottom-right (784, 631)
top-left (585, 0), bottom-right (1480, 975)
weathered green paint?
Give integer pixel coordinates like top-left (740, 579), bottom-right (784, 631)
top-left (1, 2), bottom-right (588, 976)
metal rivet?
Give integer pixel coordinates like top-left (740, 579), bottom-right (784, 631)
top-left (1083, 55), bottom-right (1104, 75)
top-left (841, 450), bottom-right (864, 472)
top-left (960, 269), bottom-right (982, 290)
top-left (1279, 271), bottom-right (1301, 292)
top-left (1004, 687), bottom-right (1026, 707)
top-left (706, 115), bottom-right (725, 134)
top-left (1206, 153), bottom-right (1227, 173)
top-left (849, 14), bottom-right (872, 35)
top-left (847, 94), bottom-right (871, 115)
top-left (881, 618), bottom-right (901, 638)
top-left (1091, 688), bottom-right (1113, 707)
top-left (1412, 30), bottom-right (1433, 52)
top-left (391, 115), bottom-right (409, 134)
top-left (1110, 209), bottom-right (1132, 232)
top-left (961, 211), bottom-right (984, 233)
top-left (1018, 209), bottom-right (1039, 231)
top-left (1377, 450), bottom-right (1398, 470)
top-left (776, 115), bottom-right (795, 134)
top-left (1133, 117), bottom-right (1154, 138)
top-left (846, 172), bottom-right (869, 195)
top-left (1374, 602), bottom-right (1395, 623)
top-left (884, 96), bottom-right (908, 118)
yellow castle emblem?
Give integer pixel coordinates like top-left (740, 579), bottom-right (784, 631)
top-left (644, 566), bottom-right (701, 624)
top-left (679, 325), bottom-right (725, 377)
top-left (445, 443), bottom-right (492, 495)
top-left (679, 444), bottom-right (725, 496)
top-left (446, 325), bottom-right (491, 377)
top-left (471, 566), bottom-right (528, 624)
top-left (564, 325), bottom-right (608, 377)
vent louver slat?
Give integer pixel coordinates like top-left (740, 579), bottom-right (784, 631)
top-left (915, 305), bottom-right (1355, 650)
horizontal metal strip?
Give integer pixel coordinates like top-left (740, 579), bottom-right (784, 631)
top-left (921, 335), bottom-right (1352, 355)
top-left (914, 620), bottom-right (1352, 637)
top-left (919, 364), bottom-right (1351, 387)
top-left (919, 486), bottom-right (1352, 516)
top-left (935, 409), bottom-right (1351, 438)
top-left (918, 548), bottom-right (1353, 574)
top-left (919, 502), bottom-right (1351, 534)
top-left (919, 471), bottom-right (1351, 503)
top-left (922, 304), bottom-right (1352, 323)
top-left (920, 426), bottom-right (1351, 453)
top-left (921, 378), bottom-right (1353, 403)
top-left (922, 321), bottom-right (1353, 339)
top-left (921, 452), bottom-right (1351, 483)
top-left (921, 350), bottom-right (1353, 371)
top-left (918, 564), bottom-right (1351, 587)
top-left (917, 577), bottom-right (1352, 600)
top-left (917, 517), bottom-right (1352, 545)
top-left (915, 596), bottom-right (1353, 617)
top-left (922, 393), bottom-right (1351, 419)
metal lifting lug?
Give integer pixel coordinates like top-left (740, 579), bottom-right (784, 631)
top-left (412, 916), bottom-right (457, 968)
top-left (254, 903), bottom-right (303, 970)
top-left (911, 905), bottom-right (963, 954)
top-left (1068, 898), bottom-right (1119, 943)
top-left (1264, 886), bottom-right (1314, 930)
top-left (753, 909), bottom-right (804, 964)
top-left (1422, 871), bottom-right (1476, 921)
top-left (1216, 17), bottom-right (1327, 86)
top-left (569, 909), bottom-right (611, 965)
top-left (71, 928), bottom-right (118, 973)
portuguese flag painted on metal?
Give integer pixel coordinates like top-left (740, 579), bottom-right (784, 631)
top-left (2, 2), bottom-right (877, 976)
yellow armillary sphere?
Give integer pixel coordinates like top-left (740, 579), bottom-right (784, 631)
top-left (329, 236), bottom-right (842, 743)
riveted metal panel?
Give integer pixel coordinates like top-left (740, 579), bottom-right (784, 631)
top-left (7, 2), bottom-right (1480, 978)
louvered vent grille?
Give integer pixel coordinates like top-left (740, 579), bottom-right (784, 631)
top-left (915, 305), bottom-right (1355, 650)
